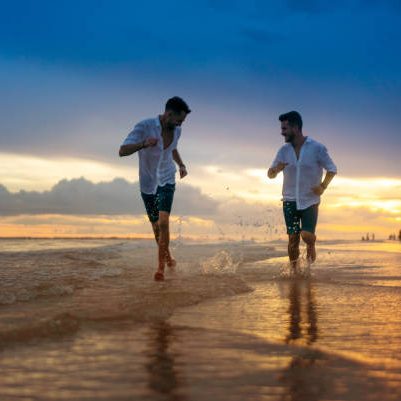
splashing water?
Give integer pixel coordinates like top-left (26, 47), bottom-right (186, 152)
top-left (200, 250), bottom-right (241, 275)
top-left (277, 249), bottom-right (312, 279)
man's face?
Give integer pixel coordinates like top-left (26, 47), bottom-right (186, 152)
top-left (281, 120), bottom-right (296, 143)
top-left (165, 110), bottom-right (187, 129)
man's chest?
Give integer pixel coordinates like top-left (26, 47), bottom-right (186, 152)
top-left (283, 146), bottom-right (319, 166)
top-left (161, 129), bottom-right (174, 149)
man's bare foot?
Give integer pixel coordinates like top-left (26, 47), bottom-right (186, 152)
top-left (154, 270), bottom-right (164, 281)
top-left (165, 251), bottom-right (177, 270)
top-left (290, 259), bottom-right (298, 273)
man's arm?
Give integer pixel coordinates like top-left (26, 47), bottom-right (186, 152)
top-left (119, 138), bottom-right (158, 157)
top-left (312, 171), bottom-right (336, 195)
top-left (313, 144), bottom-right (337, 194)
top-left (173, 149), bottom-right (187, 179)
top-left (267, 162), bottom-right (288, 179)
top-left (268, 148), bottom-right (287, 179)
top-left (119, 141), bottom-right (144, 157)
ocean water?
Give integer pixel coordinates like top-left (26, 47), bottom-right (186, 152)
top-left (0, 239), bottom-right (400, 400)
top-left (0, 238), bottom-right (126, 253)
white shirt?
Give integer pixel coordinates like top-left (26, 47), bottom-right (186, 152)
top-left (122, 117), bottom-right (181, 194)
top-left (270, 137), bottom-right (337, 210)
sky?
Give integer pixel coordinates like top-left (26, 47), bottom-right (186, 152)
top-left (1, 0), bottom-right (400, 240)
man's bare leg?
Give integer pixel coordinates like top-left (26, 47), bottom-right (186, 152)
top-left (154, 211), bottom-right (171, 281)
top-left (288, 233), bottom-right (300, 270)
top-left (151, 221), bottom-right (176, 269)
top-left (151, 221), bottom-right (160, 243)
top-left (301, 230), bottom-right (316, 263)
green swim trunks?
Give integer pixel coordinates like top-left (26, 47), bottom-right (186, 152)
top-left (141, 184), bottom-right (176, 223)
top-left (283, 201), bottom-right (319, 235)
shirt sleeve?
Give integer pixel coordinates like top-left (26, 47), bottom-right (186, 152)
top-left (318, 145), bottom-right (337, 173)
top-left (270, 147), bottom-right (285, 169)
top-left (121, 121), bottom-right (146, 146)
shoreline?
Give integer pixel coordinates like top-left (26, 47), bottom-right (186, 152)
top-left (0, 241), bottom-right (278, 348)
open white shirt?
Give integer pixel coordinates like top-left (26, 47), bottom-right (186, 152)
top-left (122, 117), bottom-right (181, 194)
top-left (270, 137), bottom-right (337, 210)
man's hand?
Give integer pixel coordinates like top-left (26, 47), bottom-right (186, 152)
top-left (144, 137), bottom-right (158, 148)
top-left (119, 137), bottom-right (158, 157)
top-left (268, 162), bottom-right (288, 178)
top-left (179, 164), bottom-right (188, 179)
top-left (312, 184), bottom-right (326, 196)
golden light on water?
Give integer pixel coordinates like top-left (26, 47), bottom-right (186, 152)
top-left (0, 215), bottom-right (149, 238)
top-left (0, 214), bottom-right (221, 239)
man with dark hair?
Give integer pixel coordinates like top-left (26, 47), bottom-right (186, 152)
top-left (119, 97), bottom-right (191, 281)
top-left (268, 111), bottom-right (337, 270)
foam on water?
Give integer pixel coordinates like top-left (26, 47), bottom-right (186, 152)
top-left (0, 247), bottom-right (113, 306)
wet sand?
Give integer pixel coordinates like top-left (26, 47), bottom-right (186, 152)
top-left (0, 239), bottom-right (400, 400)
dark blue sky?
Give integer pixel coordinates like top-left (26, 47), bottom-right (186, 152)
top-left (1, 0), bottom-right (401, 177)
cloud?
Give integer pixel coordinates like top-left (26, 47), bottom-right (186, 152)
top-left (0, 178), bottom-right (219, 216)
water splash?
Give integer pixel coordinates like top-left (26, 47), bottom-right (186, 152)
top-left (277, 257), bottom-right (312, 279)
top-left (200, 250), bottom-right (241, 275)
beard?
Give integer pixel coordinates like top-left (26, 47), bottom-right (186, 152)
top-left (166, 119), bottom-right (179, 129)
top-left (284, 133), bottom-right (294, 143)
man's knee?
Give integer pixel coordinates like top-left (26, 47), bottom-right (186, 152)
top-left (288, 233), bottom-right (300, 248)
top-left (158, 212), bottom-right (170, 231)
top-left (301, 230), bottom-right (316, 244)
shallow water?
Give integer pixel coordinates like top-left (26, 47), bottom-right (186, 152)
top-left (0, 238), bottom-right (127, 253)
top-left (0, 239), bottom-right (400, 400)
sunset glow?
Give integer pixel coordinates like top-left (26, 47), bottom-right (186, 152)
top-left (1, 1), bottom-right (400, 242)
top-left (1, 159), bottom-right (400, 239)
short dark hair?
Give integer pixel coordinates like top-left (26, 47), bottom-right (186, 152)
top-left (165, 96), bottom-right (191, 114)
top-left (279, 111), bottom-right (303, 130)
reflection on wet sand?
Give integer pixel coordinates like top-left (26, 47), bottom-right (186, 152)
top-left (285, 278), bottom-right (318, 346)
top-left (282, 278), bottom-right (321, 401)
top-left (146, 322), bottom-right (187, 401)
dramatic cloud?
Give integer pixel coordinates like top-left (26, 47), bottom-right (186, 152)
top-left (0, 178), bottom-right (219, 216)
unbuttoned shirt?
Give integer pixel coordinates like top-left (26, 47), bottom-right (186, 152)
top-left (270, 137), bottom-right (337, 210)
top-left (122, 117), bottom-right (181, 195)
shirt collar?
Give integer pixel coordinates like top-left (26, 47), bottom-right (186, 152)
top-left (155, 116), bottom-right (181, 134)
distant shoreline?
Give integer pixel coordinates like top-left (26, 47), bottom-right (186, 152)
top-left (0, 236), bottom-right (150, 240)
top-left (0, 236), bottom-right (392, 244)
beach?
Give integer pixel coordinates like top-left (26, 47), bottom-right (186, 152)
top-left (0, 238), bottom-right (400, 400)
